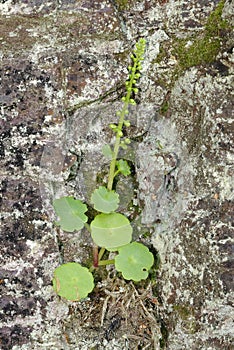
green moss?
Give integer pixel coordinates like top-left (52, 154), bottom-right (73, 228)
top-left (115, 0), bottom-right (138, 10)
top-left (151, 2), bottom-right (230, 91)
top-left (173, 304), bottom-right (197, 334)
top-left (205, 0), bottom-right (229, 36)
top-left (152, 46), bottom-right (168, 64)
top-left (173, 304), bottom-right (191, 319)
top-left (173, 36), bottom-right (220, 69)
top-left (172, 0), bottom-right (230, 71)
top-left (116, 0), bottom-right (130, 10)
top-left (160, 101), bottom-right (169, 114)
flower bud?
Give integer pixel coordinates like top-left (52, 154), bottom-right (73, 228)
top-left (125, 138), bottom-right (131, 144)
top-left (120, 142), bottom-right (127, 150)
top-left (124, 120), bottom-right (131, 127)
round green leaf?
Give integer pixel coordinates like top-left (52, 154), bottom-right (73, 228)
top-left (91, 186), bottom-right (119, 213)
top-left (90, 213), bottom-right (132, 249)
top-left (115, 242), bottom-right (154, 281)
top-left (53, 262), bottom-right (94, 301)
top-left (53, 196), bottom-right (88, 232)
top-left (116, 159), bottom-right (131, 176)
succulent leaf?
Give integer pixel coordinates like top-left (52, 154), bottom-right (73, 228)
top-left (53, 263), bottom-right (94, 301)
top-left (53, 197), bottom-right (88, 232)
top-left (115, 242), bottom-right (154, 281)
top-left (91, 212), bottom-right (132, 248)
top-left (91, 186), bottom-right (119, 213)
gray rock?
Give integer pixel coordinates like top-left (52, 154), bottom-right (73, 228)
top-left (0, 0), bottom-right (233, 349)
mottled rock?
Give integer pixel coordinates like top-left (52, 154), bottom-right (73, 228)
top-left (0, 0), bottom-right (233, 349)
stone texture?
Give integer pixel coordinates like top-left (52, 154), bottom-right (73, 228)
top-left (0, 0), bottom-right (233, 349)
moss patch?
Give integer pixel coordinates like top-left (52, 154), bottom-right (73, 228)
top-left (115, 0), bottom-right (130, 10)
top-left (115, 0), bottom-right (138, 10)
top-left (173, 36), bottom-right (220, 69)
top-left (152, 46), bottom-right (168, 64)
top-left (153, 1), bottom-right (231, 74)
top-left (172, 1), bottom-right (230, 70)
top-left (160, 101), bottom-right (169, 115)
top-left (173, 304), bottom-right (197, 334)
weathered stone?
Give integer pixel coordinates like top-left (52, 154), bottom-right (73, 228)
top-left (0, 0), bottom-right (233, 349)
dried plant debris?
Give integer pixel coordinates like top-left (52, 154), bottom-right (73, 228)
top-left (61, 277), bottom-right (161, 349)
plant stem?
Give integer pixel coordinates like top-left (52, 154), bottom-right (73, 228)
top-left (89, 247), bottom-right (113, 271)
top-left (93, 244), bottom-right (99, 268)
top-left (98, 247), bottom-right (106, 261)
top-left (84, 222), bottom-right (91, 232)
top-left (98, 259), bottom-right (115, 266)
top-left (113, 170), bottom-right (120, 179)
top-left (107, 60), bottom-right (138, 191)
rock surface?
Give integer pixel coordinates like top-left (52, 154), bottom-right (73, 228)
top-left (0, 0), bottom-right (233, 349)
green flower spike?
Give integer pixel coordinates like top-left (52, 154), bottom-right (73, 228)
top-left (107, 38), bottom-right (146, 191)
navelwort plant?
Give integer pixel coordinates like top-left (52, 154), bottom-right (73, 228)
top-left (52, 38), bottom-right (154, 301)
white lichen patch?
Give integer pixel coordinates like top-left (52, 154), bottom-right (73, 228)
top-left (1, 0), bottom-right (233, 349)
top-left (25, 239), bottom-right (44, 258)
top-left (137, 117), bottom-right (194, 226)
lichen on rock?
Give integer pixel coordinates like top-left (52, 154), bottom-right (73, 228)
top-left (0, 0), bottom-right (233, 349)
